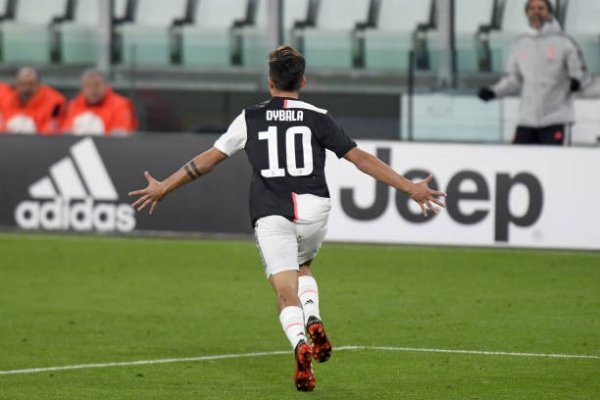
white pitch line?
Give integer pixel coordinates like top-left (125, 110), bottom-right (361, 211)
top-left (343, 346), bottom-right (600, 360)
top-left (0, 350), bottom-right (291, 376)
top-left (0, 345), bottom-right (598, 376)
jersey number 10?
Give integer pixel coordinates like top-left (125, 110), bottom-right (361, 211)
top-left (259, 126), bottom-right (314, 178)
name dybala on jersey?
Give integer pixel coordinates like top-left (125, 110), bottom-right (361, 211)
top-left (214, 97), bottom-right (356, 225)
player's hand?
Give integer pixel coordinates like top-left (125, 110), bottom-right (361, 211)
top-left (408, 175), bottom-right (447, 217)
top-left (128, 171), bottom-right (166, 215)
top-left (477, 87), bottom-right (496, 102)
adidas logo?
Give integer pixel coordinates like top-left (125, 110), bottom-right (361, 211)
top-left (14, 138), bottom-right (136, 232)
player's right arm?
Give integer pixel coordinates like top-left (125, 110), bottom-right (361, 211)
top-left (128, 147), bottom-right (227, 214)
top-left (129, 110), bottom-right (246, 215)
top-left (343, 147), bottom-right (446, 216)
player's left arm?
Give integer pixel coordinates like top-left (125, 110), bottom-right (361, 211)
top-left (343, 147), bottom-right (446, 216)
top-left (128, 147), bottom-right (228, 214)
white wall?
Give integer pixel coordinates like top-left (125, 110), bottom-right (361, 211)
top-left (325, 141), bottom-right (600, 250)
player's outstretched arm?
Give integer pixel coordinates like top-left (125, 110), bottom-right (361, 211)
top-left (128, 147), bottom-right (228, 214)
top-left (343, 147), bottom-right (446, 216)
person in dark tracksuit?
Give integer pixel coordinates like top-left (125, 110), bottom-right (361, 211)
top-left (478, 0), bottom-right (591, 145)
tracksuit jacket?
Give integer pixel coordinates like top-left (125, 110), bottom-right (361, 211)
top-left (491, 19), bottom-right (591, 128)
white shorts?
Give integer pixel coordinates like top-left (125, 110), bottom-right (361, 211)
top-left (254, 194), bottom-right (331, 278)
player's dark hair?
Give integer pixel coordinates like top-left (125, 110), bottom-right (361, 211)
top-left (525, 0), bottom-right (554, 14)
top-left (268, 46), bottom-right (305, 92)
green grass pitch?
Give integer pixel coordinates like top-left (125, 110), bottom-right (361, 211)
top-left (0, 233), bottom-right (598, 399)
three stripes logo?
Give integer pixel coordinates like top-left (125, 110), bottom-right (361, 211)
top-left (14, 138), bottom-right (136, 232)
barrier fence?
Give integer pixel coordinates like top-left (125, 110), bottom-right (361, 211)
top-left (1, 135), bottom-right (598, 250)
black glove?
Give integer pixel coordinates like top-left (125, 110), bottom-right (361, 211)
top-left (478, 87), bottom-right (496, 101)
top-left (570, 78), bottom-right (581, 92)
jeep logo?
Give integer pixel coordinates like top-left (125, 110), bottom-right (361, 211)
top-left (340, 148), bottom-right (544, 242)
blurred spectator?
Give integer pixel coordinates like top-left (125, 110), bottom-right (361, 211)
top-left (62, 69), bottom-right (138, 136)
top-left (0, 67), bottom-right (66, 135)
top-left (478, 0), bottom-right (591, 145)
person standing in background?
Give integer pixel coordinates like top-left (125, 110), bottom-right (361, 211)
top-left (478, 0), bottom-right (591, 145)
top-left (62, 69), bottom-right (137, 136)
top-left (0, 67), bottom-right (66, 135)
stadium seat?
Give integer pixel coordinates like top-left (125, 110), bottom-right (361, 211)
top-left (178, 0), bottom-right (248, 67)
top-left (0, 0), bottom-right (10, 18)
top-left (231, 0), bottom-right (264, 67)
top-left (55, 0), bottom-right (129, 64)
top-left (117, 0), bottom-right (188, 66)
top-left (454, 0), bottom-right (495, 72)
top-left (563, 0), bottom-right (600, 74)
top-left (0, 0), bottom-right (67, 64)
top-left (54, 0), bottom-right (99, 64)
top-left (230, 0), bottom-right (310, 67)
top-left (295, 0), bottom-right (371, 69)
top-left (283, 0), bottom-right (311, 42)
top-left (362, 0), bottom-right (433, 71)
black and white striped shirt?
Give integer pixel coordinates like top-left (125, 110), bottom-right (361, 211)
top-left (214, 96), bottom-right (356, 225)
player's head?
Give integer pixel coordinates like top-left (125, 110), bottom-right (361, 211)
top-left (268, 46), bottom-right (306, 94)
top-left (525, 0), bottom-right (553, 29)
top-left (15, 66), bottom-right (40, 103)
top-left (81, 68), bottom-right (108, 105)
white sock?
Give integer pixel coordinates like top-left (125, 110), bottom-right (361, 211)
top-left (298, 276), bottom-right (321, 323)
top-left (279, 306), bottom-right (307, 349)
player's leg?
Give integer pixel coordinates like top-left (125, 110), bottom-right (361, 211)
top-left (295, 193), bottom-right (331, 326)
top-left (268, 270), bottom-right (315, 391)
top-left (298, 261), bottom-right (321, 322)
top-left (299, 262), bottom-right (332, 363)
top-left (268, 270), bottom-right (306, 346)
top-left (297, 219), bottom-right (332, 363)
top-left (513, 125), bottom-right (536, 144)
top-left (255, 215), bottom-right (315, 391)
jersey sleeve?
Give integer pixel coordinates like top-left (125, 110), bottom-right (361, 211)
top-left (315, 113), bottom-right (357, 158)
top-left (214, 110), bottom-right (248, 156)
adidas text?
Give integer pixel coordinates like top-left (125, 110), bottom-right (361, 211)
top-left (15, 198), bottom-right (135, 232)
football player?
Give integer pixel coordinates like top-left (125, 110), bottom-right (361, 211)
top-left (129, 45), bottom-right (446, 391)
